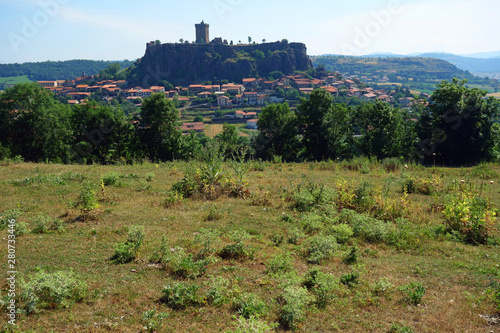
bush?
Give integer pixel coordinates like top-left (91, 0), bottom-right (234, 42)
top-left (231, 315), bottom-right (278, 333)
top-left (31, 215), bottom-right (65, 234)
top-left (102, 172), bottom-right (121, 186)
top-left (381, 157), bottom-right (402, 172)
top-left (300, 213), bottom-right (325, 235)
top-left (232, 293), bottom-right (267, 319)
top-left (150, 235), bottom-right (170, 265)
top-left (350, 213), bottom-right (391, 243)
top-left (279, 286), bottom-right (314, 330)
top-left (326, 224), bottom-right (354, 244)
top-left (302, 269), bottom-right (337, 308)
top-left (205, 276), bottom-right (230, 306)
top-left (340, 271), bottom-right (360, 286)
top-left (399, 282), bottom-right (426, 305)
top-left (442, 192), bottom-right (496, 244)
top-left (194, 228), bottom-right (221, 259)
top-left (371, 278), bottom-right (393, 296)
top-left (161, 282), bottom-right (202, 309)
top-left (206, 205), bottom-right (223, 221)
top-left (290, 181), bottom-right (328, 212)
top-left (142, 310), bottom-right (168, 333)
top-left (169, 250), bottom-right (208, 279)
top-left (266, 251), bottom-right (295, 275)
top-left (342, 245), bottom-right (358, 265)
top-left (20, 270), bottom-right (87, 315)
top-left (304, 235), bottom-right (338, 264)
top-left (163, 191), bottom-right (183, 208)
top-left (111, 225), bottom-right (145, 264)
top-left (220, 230), bottom-right (253, 260)
top-left (76, 184), bottom-right (100, 220)
top-left (287, 227), bottom-right (306, 245)
top-left (0, 209), bottom-right (22, 230)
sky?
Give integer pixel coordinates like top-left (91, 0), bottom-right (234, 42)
top-left (1, 0), bottom-right (499, 64)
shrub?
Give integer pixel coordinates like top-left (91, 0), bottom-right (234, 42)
top-left (76, 184), bottom-right (100, 220)
top-left (371, 278), bottom-right (393, 296)
top-left (266, 251), bottom-right (295, 275)
top-left (206, 205), bottom-right (223, 221)
top-left (402, 176), bottom-right (433, 195)
top-left (142, 310), bottom-right (168, 333)
top-left (442, 192), bottom-right (497, 244)
top-left (300, 213), bottom-right (325, 235)
top-left (287, 227), bottom-right (306, 245)
top-left (161, 282), bottom-right (202, 309)
top-left (169, 250), bottom-right (208, 279)
top-left (269, 233), bottom-right (284, 247)
top-left (290, 181), bottom-right (327, 212)
top-left (303, 269), bottom-right (337, 308)
top-left (350, 213), bottom-right (391, 243)
top-left (102, 172), bottom-right (121, 186)
top-left (20, 270), bottom-right (87, 315)
top-left (194, 228), bottom-right (221, 259)
top-left (326, 224), bottom-right (354, 244)
top-left (220, 230), bottom-right (253, 260)
top-left (399, 282), bottom-right (426, 305)
top-left (205, 276), bottom-right (230, 306)
top-left (382, 157), bottom-right (402, 172)
top-left (232, 293), bottom-right (267, 319)
top-left (0, 209), bottom-right (22, 230)
top-left (150, 235), bottom-right (170, 265)
top-left (389, 324), bottom-right (415, 333)
top-left (31, 215), bottom-right (65, 234)
top-left (279, 286), bottom-right (314, 330)
top-left (342, 245), bottom-right (359, 265)
top-left (304, 235), bottom-right (338, 264)
top-left (111, 225), bottom-right (145, 264)
top-left (340, 271), bottom-right (360, 286)
top-left (163, 191), bottom-right (183, 208)
top-left (231, 315), bottom-right (278, 333)
top-left (145, 172), bottom-right (155, 182)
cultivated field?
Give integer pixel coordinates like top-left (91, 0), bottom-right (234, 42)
top-left (1, 160), bottom-right (499, 332)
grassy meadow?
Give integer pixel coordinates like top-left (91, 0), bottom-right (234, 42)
top-left (1, 159), bottom-right (499, 332)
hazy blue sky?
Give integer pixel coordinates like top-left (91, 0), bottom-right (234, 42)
top-left (1, 0), bottom-right (499, 63)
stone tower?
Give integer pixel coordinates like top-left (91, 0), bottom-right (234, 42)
top-left (195, 21), bottom-right (209, 43)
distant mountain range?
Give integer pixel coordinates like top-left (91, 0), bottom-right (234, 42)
top-left (321, 52), bottom-right (500, 77)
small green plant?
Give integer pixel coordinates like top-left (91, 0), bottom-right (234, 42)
top-left (101, 172), bottom-right (121, 186)
top-left (399, 282), bottom-right (427, 305)
top-left (31, 215), bottom-right (65, 234)
top-left (110, 225), bottom-right (145, 264)
top-left (371, 278), bottom-right (393, 296)
top-left (76, 183), bottom-right (100, 220)
top-left (194, 228), bottom-right (221, 259)
top-left (287, 227), bottom-right (306, 245)
top-left (220, 230), bottom-right (253, 260)
top-left (206, 205), bottom-right (223, 221)
top-left (304, 235), bottom-right (338, 264)
top-left (300, 213), bottom-right (325, 235)
top-left (163, 191), bottom-right (183, 208)
top-left (232, 293), bottom-right (267, 319)
top-left (205, 276), bottom-right (230, 306)
top-left (279, 286), bottom-right (314, 330)
top-left (0, 209), bottom-right (22, 230)
top-left (145, 172), bottom-right (155, 182)
top-left (161, 282), bottom-right (202, 309)
top-left (266, 251), bottom-right (295, 275)
top-left (231, 315), bottom-right (278, 333)
top-left (326, 224), bottom-right (354, 244)
top-left (150, 235), bottom-right (170, 265)
top-left (169, 250), bottom-right (208, 279)
top-left (20, 270), bottom-right (87, 315)
top-left (340, 271), bottom-right (360, 286)
top-left (269, 232), bottom-right (284, 247)
top-left (342, 245), bottom-right (359, 265)
top-left (303, 269), bottom-right (337, 308)
top-left (142, 310), bottom-right (168, 332)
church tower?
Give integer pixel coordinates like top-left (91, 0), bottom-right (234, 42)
top-left (195, 21), bottom-right (210, 43)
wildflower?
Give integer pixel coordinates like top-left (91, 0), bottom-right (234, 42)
top-left (460, 180), bottom-right (465, 184)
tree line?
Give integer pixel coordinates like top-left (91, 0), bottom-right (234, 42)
top-left (0, 80), bottom-right (499, 166)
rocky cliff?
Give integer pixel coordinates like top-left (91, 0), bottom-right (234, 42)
top-left (128, 41), bottom-right (312, 86)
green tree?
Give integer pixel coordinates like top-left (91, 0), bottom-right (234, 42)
top-left (297, 89), bottom-right (333, 160)
top-left (140, 93), bottom-right (182, 161)
top-left (248, 36), bottom-right (252, 44)
top-left (194, 115), bottom-right (204, 123)
top-left (418, 78), bottom-right (500, 165)
top-left (254, 103), bottom-right (300, 161)
top-left (215, 123), bottom-right (249, 158)
top-left (322, 103), bottom-right (354, 159)
top-left (0, 83), bottom-right (72, 162)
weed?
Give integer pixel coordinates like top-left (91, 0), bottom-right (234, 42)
top-left (145, 172), bottom-right (155, 182)
top-left (19, 270), bottom-right (87, 315)
top-left (231, 315), bottom-right (278, 333)
top-left (206, 205), bottom-right (223, 221)
top-left (110, 225), bottom-right (145, 264)
top-left (303, 269), bottom-right (338, 308)
top-left (150, 235), bottom-right (170, 265)
top-left (269, 233), bottom-right (284, 247)
top-left (161, 282), bottom-right (202, 309)
top-left (101, 172), bottom-right (121, 186)
top-left (343, 245), bottom-right (359, 265)
top-left (194, 228), bottom-right (221, 259)
top-left (399, 282), bottom-right (427, 305)
top-left (75, 183), bottom-right (100, 220)
top-left (340, 271), bottom-right (360, 286)
top-left (142, 310), bottom-right (168, 333)
top-left (300, 213), bottom-right (325, 235)
top-left (163, 191), bottom-right (183, 208)
top-left (266, 251), bottom-right (295, 275)
top-left (220, 230), bottom-right (253, 260)
top-left (304, 235), bottom-right (338, 264)
top-left (371, 278), bottom-right (393, 296)
top-left (205, 276), bottom-right (230, 306)
top-left (279, 286), bottom-right (314, 330)
top-left (168, 249), bottom-right (210, 279)
top-left (287, 227), bottom-right (306, 245)
top-left (382, 157), bottom-right (402, 173)
top-left (31, 215), bottom-right (65, 234)
top-left (232, 293), bottom-right (267, 319)
top-left (11, 174), bottom-right (66, 186)
top-left (326, 224), bottom-right (354, 244)
top-left (389, 324), bottom-right (415, 333)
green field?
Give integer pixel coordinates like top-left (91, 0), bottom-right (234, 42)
top-left (0, 160), bottom-right (499, 332)
top-left (0, 75), bottom-right (32, 86)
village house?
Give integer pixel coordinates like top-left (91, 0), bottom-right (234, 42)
top-left (247, 119), bottom-right (258, 130)
top-left (217, 95), bottom-right (232, 107)
top-left (180, 122), bottom-right (205, 134)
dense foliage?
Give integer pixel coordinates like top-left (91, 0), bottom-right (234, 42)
top-left (0, 80), bottom-right (499, 166)
top-left (0, 60), bottom-right (133, 81)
